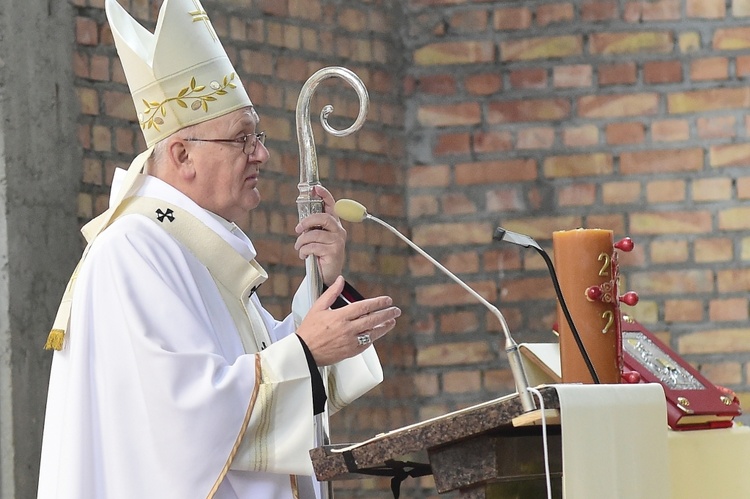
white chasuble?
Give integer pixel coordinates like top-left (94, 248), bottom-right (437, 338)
top-left (38, 170), bottom-right (383, 499)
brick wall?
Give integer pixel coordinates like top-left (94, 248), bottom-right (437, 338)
top-left (406, 0), bottom-right (750, 493)
top-left (70, 0), bottom-right (750, 497)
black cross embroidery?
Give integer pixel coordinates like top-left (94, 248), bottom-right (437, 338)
top-left (155, 208), bottom-right (175, 223)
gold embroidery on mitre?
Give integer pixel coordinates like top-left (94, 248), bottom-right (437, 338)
top-left (188, 0), bottom-right (217, 41)
top-left (138, 73), bottom-right (238, 131)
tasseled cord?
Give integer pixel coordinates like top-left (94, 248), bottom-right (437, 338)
top-left (44, 329), bottom-right (65, 351)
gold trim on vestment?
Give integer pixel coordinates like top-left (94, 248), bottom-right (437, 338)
top-left (207, 354), bottom-right (263, 498)
top-left (290, 475), bottom-right (300, 499)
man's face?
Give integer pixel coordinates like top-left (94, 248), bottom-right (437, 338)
top-left (185, 107), bottom-right (268, 222)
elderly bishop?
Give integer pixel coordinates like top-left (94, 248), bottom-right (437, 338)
top-left (37, 1), bottom-right (400, 498)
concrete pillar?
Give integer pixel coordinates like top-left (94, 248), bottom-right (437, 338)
top-left (0, 0), bottom-right (80, 497)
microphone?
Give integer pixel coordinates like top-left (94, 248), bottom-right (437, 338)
top-left (335, 199), bottom-right (536, 412)
top-left (493, 227), bottom-right (600, 384)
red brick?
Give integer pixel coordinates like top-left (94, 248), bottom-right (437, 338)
top-left (695, 238), bottom-right (734, 262)
top-left (89, 55), bottom-right (109, 81)
top-left (606, 122), bottom-right (645, 145)
top-left (440, 311), bottom-right (480, 333)
top-left (509, 68), bottom-right (548, 89)
top-left (517, 127), bottom-right (555, 149)
top-left (500, 35), bottom-right (583, 62)
top-left (543, 153), bottom-right (613, 177)
top-left (414, 41), bottom-right (495, 65)
top-left (82, 158), bottom-right (103, 186)
top-left (553, 64), bottom-right (593, 88)
top-left (434, 132), bottom-right (470, 156)
top-left (536, 3), bottom-right (575, 26)
top-left (643, 60), bottom-right (683, 84)
top-left (338, 7), bottom-right (367, 32)
top-left (455, 159), bottom-right (537, 184)
top-left (443, 371), bottom-right (482, 394)
top-left (493, 7), bottom-right (532, 30)
top-left (693, 178), bottom-right (733, 202)
top-left (472, 131), bottom-right (513, 153)
top-left (413, 222), bottom-right (495, 246)
top-left (586, 214), bottom-right (626, 234)
top-left (289, 0), bottom-right (322, 20)
top-left (409, 195), bottom-right (439, 217)
top-left (598, 62), bottom-right (637, 85)
top-left (680, 328), bottom-right (750, 355)
top-left (690, 57), bottom-right (729, 81)
top-left (624, 0), bottom-right (681, 21)
top-left (76, 16), bottom-right (98, 46)
top-left (103, 90), bottom-right (136, 121)
top-left (713, 27), bottom-right (750, 50)
top-left (581, 0), bottom-right (618, 21)
top-left (465, 73), bottom-right (502, 95)
top-left (559, 183), bottom-right (596, 206)
top-left (578, 93), bottom-right (658, 118)
top-left (77, 124), bottom-right (91, 150)
top-left (488, 98), bottom-right (570, 123)
top-left (687, 0), bottom-right (726, 18)
top-left (416, 341), bottom-right (494, 367)
top-left (740, 176), bottom-right (750, 199)
top-left (91, 125), bottom-right (111, 152)
top-left (651, 119), bottom-right (690, 142)
top-left (500, 276), bottom-right (556, 302)
top-left (697, 116), bottom-right (736, 139)
top-left (417, 102), bottom-right (482, 127)
top-left (679, 32), bottom-right (702, 53)
top-left (114, 127), bottom-right (135, 154)
top-left (485, 188), bottom-right (525, 212)
top-left (590, 31), bottom-right (673, 55)
top-left (630, 269), bottom-right (714, 293)
top-left (407, 165), bottom-right (451, 187)
top-left (735, 0), bottom-right (750, 17)
top-left (276, 56), bottom-right (311, 81)
top-left (73, 52), bottom-right (89, 79)
top-left (719, 207), bottom-right (750, 230)
top-left (620, 148), bottom-right (704, 174)
top-left (602, 181), bottom-right (641, 204)
top-left (710, 143), bottom-right (750, 167)
top-left (664, 299), bottom-right (704, 322)
top-left (77, 87), bottom-right (99, 116)
top-left (440, 193), bottom-right (477, 216)
top-left (717, 269), bottom-right (750, 292)
top-left (630, 211), bottom-right (713, 235)
top-left (699, 363), bottom-right (742, 385)
top-left (450, 10), bottom-right (488, 32)
top-left (737, 55), bottom-right (750, 77)
top-left (77, 193), bottom-right (93, 219)
top-left (563, 125), bottom-right (599, 147)
top-left (646, 179), bottom-right (686, 203)
top-left (651, 239), bottom-right (689, 263)
top-left (417, 74), bottom-right (457, 95)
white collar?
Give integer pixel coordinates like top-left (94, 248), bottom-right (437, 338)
top-left (110, 168), bottom-right (257, 261)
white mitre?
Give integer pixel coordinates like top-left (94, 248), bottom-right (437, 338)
top-left (82, 0), bottom-right (254, 240)
top-left (106, 0), bottom-right (253, 147)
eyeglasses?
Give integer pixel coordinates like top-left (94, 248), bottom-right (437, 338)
top-left (185, 131), bottom-right (266, 155)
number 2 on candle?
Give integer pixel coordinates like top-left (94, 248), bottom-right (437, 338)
top-left (598, 252), bottom-right (611, 277)
top-left (601, 310), bottom-right (614, 334)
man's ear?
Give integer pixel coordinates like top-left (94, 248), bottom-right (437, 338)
top-left (167, 138), bottom-right (196, 180)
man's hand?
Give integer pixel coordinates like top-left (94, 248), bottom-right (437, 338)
top-left (294, 185), bottom-right (347, 286)
top-left (296, 277), bottom-right (400, 366)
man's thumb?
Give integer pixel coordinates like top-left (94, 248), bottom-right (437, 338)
top-left (312, 275), bottom-right (345, 311)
